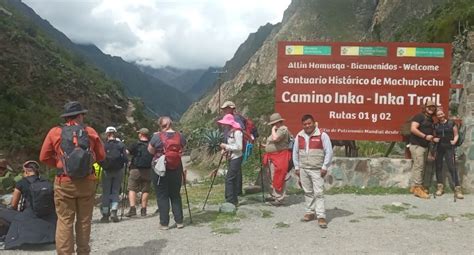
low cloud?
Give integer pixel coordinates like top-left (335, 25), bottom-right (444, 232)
top-left (24, 0), bottom-right (290, 69)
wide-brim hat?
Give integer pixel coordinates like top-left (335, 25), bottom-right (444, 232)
top-left (220, 101), bottom-right (236, 109)
top-left (217, 114), bottom-right (241, 129)
top-left (267, 112), bottom-right (285, 125)
top-left (60, 101), bottom-right (88, 117)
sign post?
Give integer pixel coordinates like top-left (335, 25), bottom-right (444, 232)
top-left (276, 42), bottom-right (451, 141)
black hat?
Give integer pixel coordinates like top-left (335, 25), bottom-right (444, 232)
top-left (60, 101), bottom-right (88, 118)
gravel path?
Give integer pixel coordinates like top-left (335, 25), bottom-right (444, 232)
top-left (3, 193), bottom-right (473, 254)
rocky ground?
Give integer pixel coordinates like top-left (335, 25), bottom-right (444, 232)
top-left (3, 192), bottom-right (474, 254)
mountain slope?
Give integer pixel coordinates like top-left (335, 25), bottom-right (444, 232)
top-left (182, 0), bottom-right (449, 124)
top-left (6, 0), bottom-right (191, 118)
top-left (0, 0), bottom-right (128, 155)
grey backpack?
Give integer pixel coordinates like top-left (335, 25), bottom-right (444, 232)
top-left (60, 125), bottom-right (93, 178)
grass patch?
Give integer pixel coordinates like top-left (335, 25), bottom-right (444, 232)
top-left (181, 182), bottom-right (225, 207)
top-left (275, 222), bottom-right (290, 228)
top-left (287, 186), bottom-right (304, 195)
top-left (326, 186), bottom-right (410, 195)
top-left (365, 215), bottom-right (385, 219)
top-left (212, 227), bottom-right (240, 235)
top-left (382, 204), bottom-right (409, 213)
top-left (406, 213), bottom-right (452, 221)
top-left (349, 219), bottom-right (360, 223)
top-left (261, 209), bottom-right (273, 218)
top-left (461, 213), bottom-right (474, 220)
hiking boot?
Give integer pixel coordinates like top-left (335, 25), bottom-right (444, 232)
top-left (110, 210), bottom-right (119, 223)
top-left (454, 186), bottom-right (464, 199)
top-left (100, 215), bottom-right (109, 223)
top-left (141, 208), bottom-right (147, 217)
top-left (301, 213), bottom-right (315, 222)
top-left (413, 186), bottom-right (430, 199)
top-left (318, 218), bottom-right (328, 229)
top-left (435, 183), bottom-right (444, 196)
top-left (422, 186), bottom-right (429, 194)
top-left (125, 206), bottom-right (137, 217)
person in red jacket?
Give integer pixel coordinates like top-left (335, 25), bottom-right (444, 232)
top-left (40, 101), bottom-right (105, 255)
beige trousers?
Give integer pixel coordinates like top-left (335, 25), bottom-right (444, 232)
top-left (300, 168), bottom-right (325, 218)
top-left (54, 178), bottom-right (96, 255)
top-left (409, 145), bottom-right (428, 186)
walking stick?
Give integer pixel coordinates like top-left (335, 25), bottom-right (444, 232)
top-left (258, 142), bottom-right (265, 203)
top-left (120, 163), bottom-right (129, 220)
top-left (452, 145), bottom-right (458, 202)
top-left (431, 143), bottom-right (438, 199)
top-left (202, 154), bottom-right (224, 211)
top-left (182, 169), bottom-right (193, 224)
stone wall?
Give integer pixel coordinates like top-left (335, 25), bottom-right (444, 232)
top-left (456, 61), bottom-right (474, 193)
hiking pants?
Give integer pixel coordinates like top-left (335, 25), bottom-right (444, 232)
top-left (435, 145), bottom-right (460, 186)
top-left (300, 168), bottom-right (325, 219)
top-left (154, 167), bottom-right (183, 226)
top-left (54, 178), bottom-right (95, 255)
top-left (409, 145), bottom-right (428, 186)
top-left (101, 168), bottom-right (124, 214)
top-left (225, 157), bottom-right (243, 205)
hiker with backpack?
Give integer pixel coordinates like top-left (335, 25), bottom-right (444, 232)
top-left (99, 126), bottom-right (128, 222)
top-left (217, 114), bottom-right (243, 206)
top-left (220, 100), bottom-right (258, 195)
top-left (0, 160), bottom-right (56, 249)
top-left (261, 113), bottom-right (292, 206)
top-left (148, 117), bottom-right (186, 230)
top-left (125, 128), bottom-right (153, 217)
top-left (39, 101), bottom-right (105, 255)
top-left (293, 114), bottom-right (333, 229)
top-left (408, 100), bottom-right (436, 199)
top-left (432, 109), bottom-right (464, 199)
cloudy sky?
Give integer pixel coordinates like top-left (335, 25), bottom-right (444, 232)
top-left (23, 0), bottom-right (291, 69)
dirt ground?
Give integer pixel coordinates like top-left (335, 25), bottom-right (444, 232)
top-left (3, 192), bottom-right (473, 254)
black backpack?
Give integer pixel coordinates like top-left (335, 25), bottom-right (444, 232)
top-left (27, 176), bottom-right (55, 217)
top-left (133, 141), bottom-right (153, 168)
top-left (101, 140), bottom-right (125, 170)
top-left (60, 124), bottom-right (93, 178)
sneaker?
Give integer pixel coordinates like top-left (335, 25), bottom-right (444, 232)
top-left (176, 223), bottom-right (184, 229)
top-left (318, 218), bottom-right (328, 229)
top-left (301, 213), bottom-right (315, 222)
top-left (159, 224), bottom-right (169, 230)
top-left (269, 200), bottom-right (284, 207)
top-left (100, 215), bottom-right (109, 223)
top-left (141, 208), bottom-right (147, 217)
top-left (125, 206), bottom-right (137, 217)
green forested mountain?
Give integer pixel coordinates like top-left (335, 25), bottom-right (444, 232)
top-left (4, 0), bottom-right (191, 118)
top-left (0, 0), bottom-right (130, 157)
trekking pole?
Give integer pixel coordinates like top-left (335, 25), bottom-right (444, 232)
top-left (258, 142), bottom-right (265, 203)
top-left (432, 143), bottom-right (438, 199)
top-left (202, 153), bottom-right (224, 211)
top-left (120, 163), bottom-right (129, 220)
top-left (182, 169), bottom-right (193, 224)
top-left (452, 145), bottom-right (458, 203)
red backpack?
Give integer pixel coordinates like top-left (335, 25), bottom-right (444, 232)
top-left (159, 132), bottom-right (183, 170)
